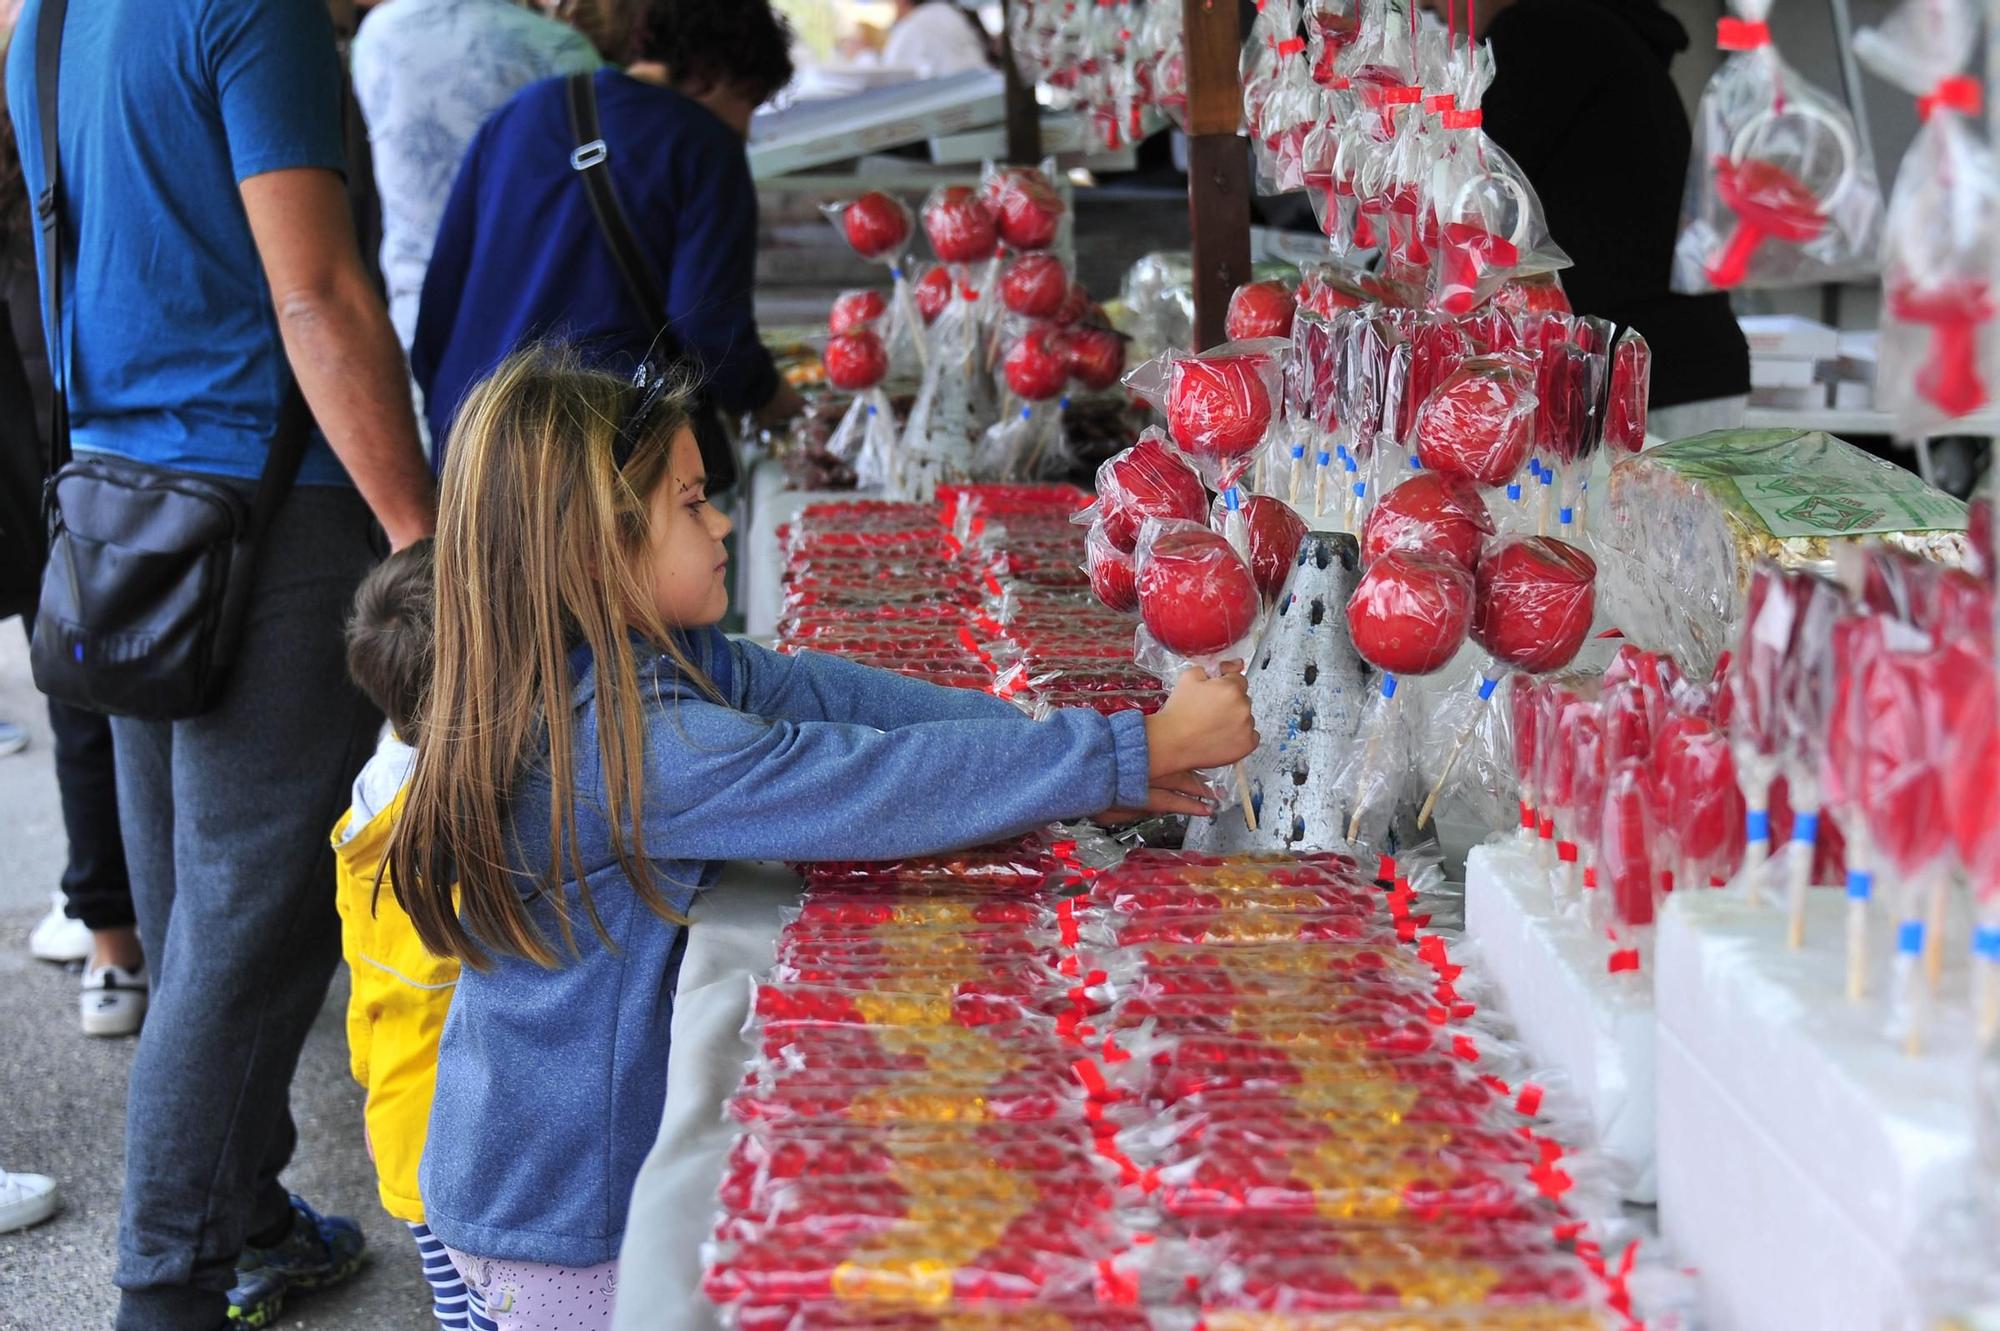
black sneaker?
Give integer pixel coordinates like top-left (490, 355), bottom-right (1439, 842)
top-left (226, 1196), bottom-right (367, 1326)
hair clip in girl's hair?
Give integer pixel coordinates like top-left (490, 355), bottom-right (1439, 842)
top-left (615, 360), bottom-right (672, 467)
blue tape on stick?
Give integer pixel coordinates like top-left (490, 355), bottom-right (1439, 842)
top-left (1507, 484), bottom-right (1522, 502)
top-left (1897, 919), bottom-right (1926, 956)
top-left (1381, 675), bottom-right (1399, 700)
top-left (1846, 869), bottom-right (1872, 902)
top-left (1224, 487), bottom-right (1242, 511)
top-left (1975, 926), bottom-right (2000, 961)
top-left (1292, 443), bottom-right (1306, 460)
top-left (1478, 675), bottom-right (1499, 700)
top-left (1793, 813), bottom-right (1820, 846)
top-left (1317, 451), bottom-right (1331, 467)
top-left (1353, 482), bottom-right (1366, 499)
top-left (1746, 809), bottom-right (1770, 843)
top-left (1558, 507), bottom-right (1574, 525)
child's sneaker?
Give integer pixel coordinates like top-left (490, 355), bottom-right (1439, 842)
top-left (28, 892), bottom-right (90, 963)
top-left (0, 1171), bottom-right (58, 1233)
top-left (226, 1196), bottom-right (367, 1326)
top-left (80, 962), bottom-right (148, 1037)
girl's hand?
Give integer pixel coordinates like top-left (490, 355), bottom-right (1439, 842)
top-left (1145, 663), bottom-right (1258, 776)
top-left (1101, 771), bottom-right (1220, 822)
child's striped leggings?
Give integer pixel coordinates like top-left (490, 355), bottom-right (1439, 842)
top-left (410, 1221), bottom-right (497, 1330)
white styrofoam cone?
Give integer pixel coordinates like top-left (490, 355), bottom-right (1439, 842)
top-left (1186, 530), bottom-right (1371, 855)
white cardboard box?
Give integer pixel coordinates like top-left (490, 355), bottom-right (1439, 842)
top-left (1655, 890), bottom-right (1981, 1331)
top-left (1738, 313), bottom-right (1841, 361)
top-left (1464, 841), bottom-right (1658, 1202)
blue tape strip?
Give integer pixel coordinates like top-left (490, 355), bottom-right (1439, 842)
top-left (1793, 812), bottom-right (1819, 846)
top-left (1506, 484), bottom-right (1522, 502)
top-left (1317, 451), bottom-right (1331, 467)
top-left (889, 266), bottom-right (904, 281)
top-left (865, 403), bottom-right (877, 417)
top-left (1897, 919), bottom-right (1926, 956)
top-left (1292, 443), bottom-right (1306, 460)
top-left (1477, 675), bottom-right (1499, 700)
top-left (1019, 405), bottom-right (1033, 420)
top-left (1352, 482), bottom-right (1366, 499)
top-left (1558, 507), bottom-right (1574, 525)
top-left (1381, 675), bottom-right (1399, 700)
top-left (1746, 809), bottom-right (1770, 843)
top-left (1224, 487), bottom-right (1242, 511)
top-left (1409, 455), bottom-right (1423, 469)
top-left (1846, 869), bottom-right (1872, 902)
top-left (1975, 926), bottom-right (2000, 961)
top-left (1344, 455), bottom-right (1359, 474)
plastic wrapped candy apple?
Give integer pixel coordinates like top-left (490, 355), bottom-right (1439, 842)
top-left (825, 330), bottom-right (889, 393)
top-left (999, 255), bottom-right (1072, 321)
top-left (1361, 470), bottom-right (1495, 575)
top-left (981, 162), bottom-right (1068, 253)
top-left (1856, 0), bottom-right (2000, 435)
top-left (1212, 492), bottom-right (1308, 604)
top-left (1775, 572), bottom-right (1846, 947)
top-left (1603, 330), bottom-right (1653, 453)
top-left (1225, 280), bottom-right (1298, 343)
top-left (981, 326), bottom-right (1073, 481)
top-left (822, 330), bottom-right (898, 489)
top-left (1061, 325), bottom-right (1127, 392)
top-left (829, 289), bottom-right (888, 337)
top-left (1656, 712), bottom-right (1748, 894)
top-left (1086, 523), bottom-right (1139, 613)
top-left (1413, 352), bottom-right (1538, 488)
top-left (825, 192), bottom-right (930, 374)
top-left (923, 184), bottom-right (1000, 267)
top-left (1078, 430), bottom-right (1209, 553)
top-left (912, 265), bottom-right (954, 325)
top-left (1126, 342), bottom-right (1287, 491)
top-left (1671, 0), bottom-right (1883, 292)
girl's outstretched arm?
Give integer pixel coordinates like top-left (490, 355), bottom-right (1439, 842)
top-left (637, 698), bottom-right (1150, 864)
top-left (730, 640), bottom-right (1029, 729)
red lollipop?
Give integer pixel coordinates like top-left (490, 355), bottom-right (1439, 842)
top-left (1167, 353), bottom-right (1276, 462)
top-left (1232, 495), bottom-right (1308, 602)
top-left (1706, 157), bottom-right (1828, 289)
top-left (1062, 326), bottom-right (1127, 392)
top-left (923, 185), bottom-right (998, 265)
top-left (1888, 280), bottom-right (1995, 420)
top-left (1602, 760), bottom-right (1658, 927)
top-left (1413, 354), bottom-right (1537, 486)
top-left (1003, 327), bottom-right (1069, 401)
top-left (1224, 281), bottom-right (1297, 342)
top-left (1094, 436), bottom-right (1208, 552)
top-left (1860, 645), bottom-right (1954, 878)
top-left (1601, 681), bottom-right (1653, 769)
top-left (1471, 537), bottom-right (1597, 674)
top-left (1604, 331), bottom-right (1652, 453)
top-left (1361, 472), bottom-right (1495, 575)
top-left (824, 330), bottom-right (889, 392)
top-left (999, 255), bottom-right (1069, 319)
top-left (1138, 525), bottom-right (1262, 659)
top-left (840, 191), bottom-right (911, 259)
top-left (913, 266), bottom-right (953, 324)
top-left (1663, 716), bottom-right (1746, 886)
top-left (1559, 698), bottom-right (1609, 851)
top-left (1346, 551), bottom-right (1475, 677)
top-left (828, 289), bottom-right (887, 336)
top-left (1086, 524), bottom-right (1139, 613)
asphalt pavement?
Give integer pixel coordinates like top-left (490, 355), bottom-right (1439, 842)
top-left (0, 627), bottom-right (434, 1329)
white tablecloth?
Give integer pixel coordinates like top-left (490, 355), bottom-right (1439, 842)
top-left (611, 862), bottom-right (800, 1331)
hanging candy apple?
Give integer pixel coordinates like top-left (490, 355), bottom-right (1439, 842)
top-left (828, 289), bottom-right (888, 336)
top-left (1166, 353), bottom-right (1275, 461)
top-left (923, 185), bottom-right (998, 265)
top-left (1138, 526), bottom-right (1262, 659)
top-left (1224, 280), bottom-right (1298, 342)
top-left (1346, 550), bottom-right (1475, 676)
top-left (1413, 353), bottom-right (1538, 487)
top-left (1236, 495), bottom-right (1309, 602)
top-left (840, 191), bottom-right (912, 260)
top-left (1086, 525), bottom-right (1139, 613)
top-left (1062, 326), bottom-right (1127, 392)
top-left (823, 329), bottom-right (889, 392)
top-left (1472, 536), bottom-right (1596, 673)
top-left (1003, 327), bottom-right (1069, 401)
top-left (1000, 255), bottom-right (1070, 319)
top-left (913, 266), bottom-right (953, 324)
top-left (1361, 471), bottom-right (1495, 574)
top-left (1095, 435), bottom-right (1208, 552)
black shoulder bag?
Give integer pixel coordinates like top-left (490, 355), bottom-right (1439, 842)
top-left (565, 71), bottom-right (738, 494)
top-left (27, 0), bottom-right (310, 720)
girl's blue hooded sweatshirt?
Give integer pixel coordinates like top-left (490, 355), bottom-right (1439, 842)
top-left (418, 628), bottom-right (1151, 1265)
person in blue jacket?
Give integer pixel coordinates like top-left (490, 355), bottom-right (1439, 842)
top-left (385, 346), bottom-right (1255, 1327)
top-left (411, 0), bottom-right (804, 473)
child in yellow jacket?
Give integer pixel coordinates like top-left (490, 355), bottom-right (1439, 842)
top-left (333, 540), bottom-right (482, 1330)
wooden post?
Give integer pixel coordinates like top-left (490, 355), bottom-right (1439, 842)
top-left (1182, 0), bottom-right (1252, 351)
top-left (999, 0), bottom-right (1044, 165)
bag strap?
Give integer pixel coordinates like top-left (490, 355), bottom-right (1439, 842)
top-left (33, 0), bottom-right (307, 527)
top-left (566, 72), bottom-right (669, 332)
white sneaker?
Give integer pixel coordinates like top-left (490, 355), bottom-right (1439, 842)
top-left (81, 962), bottom-right (148, 1037)
top-left (0, 721), bottom-right (25, 757)
top-left (0, 1172), bottom-right (58, 1233)
top-left (28, 892), bottom-right (91, 964)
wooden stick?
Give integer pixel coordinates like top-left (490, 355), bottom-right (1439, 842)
top-left (1924, 874), bottom-right (1949, 993)
top-left (1417, 681), bottom-right (1497, 830)
top-left (1845, 889), bottom-right (1869, 1002)
top-left (1235, 762), bottom-right (1258, 831)
top-left (1345, 687), bottom-right (1394, 844)
top-left (1979, 954), bottom-right (2000, 1050)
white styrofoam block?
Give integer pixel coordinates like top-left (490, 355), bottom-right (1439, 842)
top-left (1738, 314), bottom-right (1840, 360)
top-left (1464, 841), bottom-right (1658, 1202)
top-left (1748, 355), bottom-right (1821, 389)
top-left (1655, 891), bottom-right (1982, 1331)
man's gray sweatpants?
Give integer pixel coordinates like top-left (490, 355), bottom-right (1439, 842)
top-left (108, 484), bottom-right (383, 1331)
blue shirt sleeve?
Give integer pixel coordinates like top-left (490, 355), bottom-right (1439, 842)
top-left (631, 693), bottom-right (1151, 864)
top-left (660, 120), bottom-right (780, 415)
top-left (203, 0), bottom-right (346, 183)
top-left (730, 641), bottom-right (1028, 728)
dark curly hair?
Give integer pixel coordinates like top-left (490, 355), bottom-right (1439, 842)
top-left (640, 0), bottom-right (795, 105)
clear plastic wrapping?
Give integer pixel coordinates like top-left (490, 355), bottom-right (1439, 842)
top-left (1080, 431), bottom-right (1210, 552)
top-left (1134, 518), bottom-right (1264, 667)
top-left (1346, 549), bottom-right (1476, 677)
top-left (1127, 341), bottom-right (1289, 490)
top-left (1225, 279), bottom-right (1299, 343)
top-left (1471, 536), bottom-right (1597, 674)
top-left (1412, 352), bottom-right (1538, 487)
top-left (1602, 329), bottom-right (1652, 453)
top-left (1362, 470), bottom-right (1495, 573)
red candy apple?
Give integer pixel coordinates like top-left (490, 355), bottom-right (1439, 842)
top-left (1472, 536), bottom-right (1596, 673)
top-left (987, 170), bottom-right (1065, 251)
top-left (841, 191), bottom-right (911, 260)
top-left (1361, 471), bottom-right (1495, 574)
top-left (1138, 526), bottom-right (1261, 658)
top-left (999, 255), bottom-right (1069, 318)
top-left (1232, 495), bottom-right (1309, 602)
top-left (1062, 326), bottom-right (1127, 392)
top-left (1167, 354), bottom-right (1274, 461)
top-left (1345, 550), bottom-right (1475, 676)
top-left (913, 266), bottom-right (953, 324)
top-left (1413, 353), bottom-right (1537, 487)
top-left (1086, 526), bottom-right (1139, 612)
top-left (828, 289), bottom-right (887, 336)
top-left (923, 185), bottom-right (998, 265)
top-left (1053, 280), bottom-right (1099, 327)
top-left (1096, 436), bottom-right (1209, 552)
top-left (1003, 327), bottom-right (1069, 401)
top-left (1224, 280), bottom-right (1297, 342)
top-left (823, 329), bottom-right (888, 391)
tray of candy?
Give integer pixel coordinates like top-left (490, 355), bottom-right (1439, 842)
top-left (747, 1033), bottom-right (1082, 1089)
top-left (789, 895), bottom-right (1055, 929)
top-left (751, 982), bottom-right (1052, 1029)
top-left (1091, 850), bottom-right (1366, 886)
top-left (1107, 910), bottom-right (1399, 948)
top-left (797, 833), bottom-right (1075, 890)
top-left (751, 1014), bottom-right (1072, 1068)
top-left (773, 930), bottom-right (1062, 968)
top-left (1197, 1305), bottom-right (1610, 1330)
top-left (1107, 941), bottom-right (1444, 989)
top-left (1148, 1141), bottom-right (1568, 1223)
top-left (719, 1122), bottom-right (1111, 1213)
top-left (717, 1168), bottom-right (1121, 1243)
top-left (726, 1079), bottom-right (1082, 1127)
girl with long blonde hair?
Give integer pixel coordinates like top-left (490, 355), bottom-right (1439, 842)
top-left (389, 346), bottom-right (1257, 1328)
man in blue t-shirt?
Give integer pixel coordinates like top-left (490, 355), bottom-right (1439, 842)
top-left (413, 0), bottom-right (804, 465)
top-left (6, 2), bottom-right (436, 1328)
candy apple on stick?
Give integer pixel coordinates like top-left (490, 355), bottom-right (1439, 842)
top-left (821, 329), bottom-right (897, 488)
top-left (1077, 431), bottom-right (1209, 554)
top-left (1663, 714), bottom-right (1748, 896)
top-left (1343, 550), bottom-right (1476, 842)
top-left (1419, 536), bottom-right (1598, 828)
top-left (1226, 280), bottom-right (1299, 343)
top-left (1823, 613), bottom-right (1893, 1001)
top-left (1361, 470), bottom-right (1495, 576)
top-left (1413, 352), bottom-right (1538, 489)
top-left (1213, 492), bottom-right (1308, 604)
top-left (982, 325), bottom-right (1071, 479)
top-left (825, 191), bottom-right (928, 371)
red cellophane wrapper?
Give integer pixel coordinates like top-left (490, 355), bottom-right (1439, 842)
top-left (1132, 517), bottom-right (1264, 671)
top-left (1602, 759), bottom-right (1660, 928)
top-left (1413, 352), bottom-right (1538, 487)
top-left (1076, 429), bottom-right (1208, 552)
top-left (1603, 329), bottom-right (1653, 453)
top-left (1346, 549), bottom-right (1476, 677)
top-left (1858, 637), bottom-right (1956, 882)
top-left (1125, 340), bottom-right (1289, 490)
top-left (1362, 470), bottom-right (1496, 574)
top-left (1672, 0), bottom-right (1883, 292)
top-left (1859, 0), bottom-right (2000, 434)
top-left (1471, 536), bottom-right (1598, 674)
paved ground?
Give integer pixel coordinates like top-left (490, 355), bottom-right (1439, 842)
top-left (0, 628), bottom-right (434, 1330)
